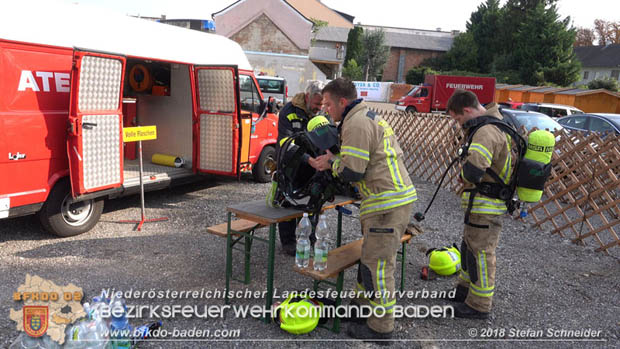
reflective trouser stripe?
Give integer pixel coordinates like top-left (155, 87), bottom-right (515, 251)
top-left (368, 299), bottom-right (395, 313)
top-left (478, 251), bottom-right (488, 288)
top-left (377, 259), bottom-right (388, 305)
top-left (459, 269), bottom-right (470, 283)
top-left (469, 283), bottom-right (494, 297)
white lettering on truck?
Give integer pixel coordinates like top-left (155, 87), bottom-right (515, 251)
top-left (18, 70), bottom-right (70, 92)
top-left (445, 83), bottom-right (484, 90)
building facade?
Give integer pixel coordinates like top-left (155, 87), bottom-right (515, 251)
top-left (574, 44), bottom-right (620, 86)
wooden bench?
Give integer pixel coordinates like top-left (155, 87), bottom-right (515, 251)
top-left (292, 224), bottom-right (423, 333)
top-left (206, 219), bottom-right (265, 237)
top-left (207, 219), bottom-right (266, 285)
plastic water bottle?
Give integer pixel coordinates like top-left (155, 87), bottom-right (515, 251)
top-left (295, 213), bottom-right (311, 268)
top-left (519, 203), bottom-right (528, 218)
top-left (109, 297), bottom-right (131, 349)
top-left (313, 215), bottom-right (329, 271)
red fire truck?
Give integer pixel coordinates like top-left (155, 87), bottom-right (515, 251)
top-left (396, 75), bottom-right (496, 113)
top-left (0, 2), bottom-right (278, 236)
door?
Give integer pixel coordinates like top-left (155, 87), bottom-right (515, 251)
top-left (67, 50), bottom-right (126, 197)
top-left (191, 66), bottom-right (241, 176)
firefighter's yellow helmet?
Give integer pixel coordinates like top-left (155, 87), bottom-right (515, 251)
top-left (426, 244), bottom-right (461, 276)
top-left (274, 293), bottom-right (322, 335)
top-left (307, 115), bottom-right (330, 131)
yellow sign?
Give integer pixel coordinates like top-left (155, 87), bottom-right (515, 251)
top-left (123, 126), bottom-right (157, 142)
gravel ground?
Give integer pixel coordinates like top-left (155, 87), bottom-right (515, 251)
top-left (1, 103), bottom-right (618, 348)
top-left (1, 173), bottom-right (618, 348)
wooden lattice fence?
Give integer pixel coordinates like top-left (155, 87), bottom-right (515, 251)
top-left (375, 109), bottom-right (620, 255)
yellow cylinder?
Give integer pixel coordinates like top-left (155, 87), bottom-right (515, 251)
top-left (152, 153), bottom-right (184, 168)
top-left (517, 130), bottom-right (555, 202)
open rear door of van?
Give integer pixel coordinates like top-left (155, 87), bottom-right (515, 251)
top-left (67, 50), bottom-right (126, 197)
top-left (191, 66), bottom-right (241, 177)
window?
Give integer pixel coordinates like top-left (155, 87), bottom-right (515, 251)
top-left (612, 70), bottom-right (619, 80)
top-left (414, 88), bottom-right (428, 98)
top-left (552, 108), bottom-right (568, 118)
top-left (583, 71), bottom-right (589, 80)
top-left (537, 106), bottom-right (553, 117)
top-left (239, 75), bottom-right (261, 114)
top-left (569, 109), bottom-right (584, 115)
top-left (589, 118), bottom-right (616, 133)
top-left (257, 79), bottom-right (284, 94)
top-left (558, 116), bottom-right (587, 130)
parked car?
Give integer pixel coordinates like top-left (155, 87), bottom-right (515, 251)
top-left (498, 101), bottom-right (524, 109)
top-left (519, 103), bottom-right (583, 118)
top-left (557, 114), bottom-right (620, 135)
top-left (256, 75), bottom-right (287, 110)
top-left (499, 108), bottom-right (564, 133)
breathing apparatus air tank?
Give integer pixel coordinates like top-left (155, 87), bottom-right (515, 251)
top-left (516, 130), bottom-right (555, 203)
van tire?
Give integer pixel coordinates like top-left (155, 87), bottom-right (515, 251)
top-left (406, 106), bottom-right (417, 114)
top-left (38, 179), bottom-right (104, 237)
top-left (253, 146), bottom-right (276, 183)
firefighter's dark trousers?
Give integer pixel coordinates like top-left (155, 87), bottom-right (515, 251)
top-left (353, 203), bottom-right (413, 333)
top-left (457, 213), bottom-right (502, 313)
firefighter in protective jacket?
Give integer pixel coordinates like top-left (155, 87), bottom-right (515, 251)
top-left (309, 78), bottom-right (417, 341)
top-left (446, 89), bottom-right (513, 319)
top-left (276, 80), bottom-right (325, 256)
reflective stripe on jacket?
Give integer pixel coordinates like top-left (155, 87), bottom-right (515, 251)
top-left (332, 101), bottom-right (417, 217)
top-left (461, 103), bottom-right (513, 215)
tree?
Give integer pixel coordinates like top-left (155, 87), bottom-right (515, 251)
top-left (587, 78), bottom-right (619, 92)
top-left (405, 66), bottom-right (436, 85)
top-left (594, 19), bottom-right (620, 45)
top-left (513, 2), bottom-right (580, 85)
top-left (467, 0), bottom-right (502, 72)
top-left (344, 26), bottom-right (363, 65)
top-left (310, 18), bottom-right (328, 45)
top-left (342, 59), bottom-right (363, 81)
top-left (574, 27), bottom-right (596, 46)
top-left (359, 29), bottom-right (390, 81)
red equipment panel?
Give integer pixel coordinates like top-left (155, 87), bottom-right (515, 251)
top-left (67, 50), bottom-right (126, 197)
top-left (191, 66), bottom-right (241, 177)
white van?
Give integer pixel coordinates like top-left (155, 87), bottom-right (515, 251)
top-left (256, 75), bottom-right (287, 109)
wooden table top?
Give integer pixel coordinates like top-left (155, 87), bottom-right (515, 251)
top-left (226, 196), bottom-right (356, 225)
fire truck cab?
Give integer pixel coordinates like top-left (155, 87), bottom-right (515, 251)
top-left (0, 2), bottom-right (278, 236)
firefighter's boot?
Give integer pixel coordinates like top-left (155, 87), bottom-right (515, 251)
top-left (444, 284), bottom-right (468, 303)
top-left (346, 322), bottom-right (393, 345)
top-left (454, 302), bottom-right (489, 319)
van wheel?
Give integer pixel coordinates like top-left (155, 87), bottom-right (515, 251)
top-left (406, 106), bottom-right (417, 114)
top-left (38, 179), bottom-right (104, 237)
top-left (253, 146), bottom-right (276, 183)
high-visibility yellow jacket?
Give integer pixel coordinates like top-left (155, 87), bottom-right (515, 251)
top-left (331, 100), bottom-right (417, 217)
top-left (460, 103), bottom-right (514, 215)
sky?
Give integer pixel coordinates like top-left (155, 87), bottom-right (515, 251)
top-left (61, 0), bottom-right (618, 32)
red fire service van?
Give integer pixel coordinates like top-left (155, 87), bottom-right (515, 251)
top-left (396, 75), bottom-right (496, 113)
top-left (0, 2), bottom-right (278, 236)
